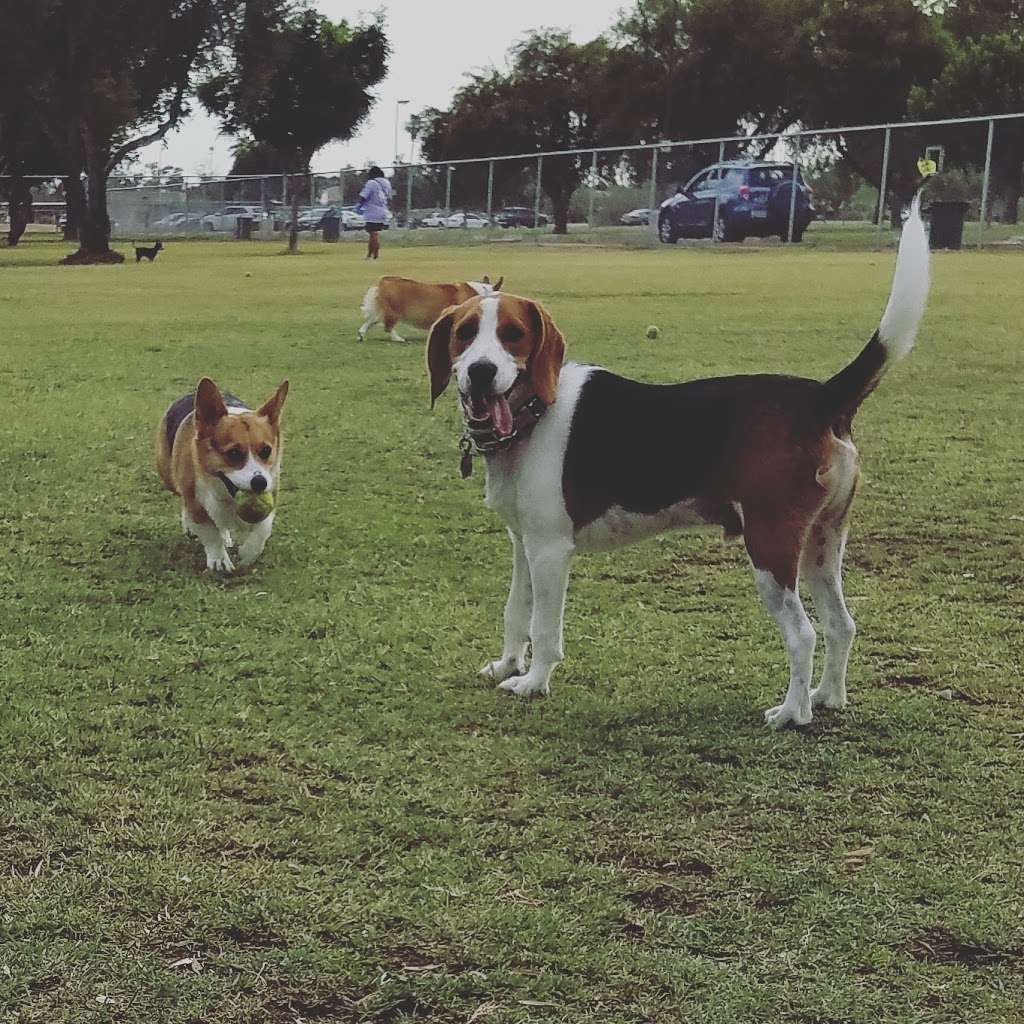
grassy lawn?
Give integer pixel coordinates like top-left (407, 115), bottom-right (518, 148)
top-left (1, 233), bottom-right (1022, 1023)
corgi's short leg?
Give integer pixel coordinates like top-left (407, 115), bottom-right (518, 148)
top-left (237, 512), bottom-right (274, 567)
top-left (184, 502), bottom-right (234, 572)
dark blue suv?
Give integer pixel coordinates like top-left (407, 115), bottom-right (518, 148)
top-left (658, 161), bottom-right (815, 243)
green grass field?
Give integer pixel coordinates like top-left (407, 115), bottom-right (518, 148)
top-left (1, 234), bottom-right (1022, 1023)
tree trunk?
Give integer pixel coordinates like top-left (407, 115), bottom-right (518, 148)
top-left (288, 191), bottom-right (300, 252)
top-left (61, 133), bottom-right (123, 264)
top-left (1003, 190), bottom-right (1020, 224)
top-left (6, 176), bottom-right (32, 246)
top-left (546, 181), bottom-right (569, 235)
top-left (62, 173), bottom-right (85, 242)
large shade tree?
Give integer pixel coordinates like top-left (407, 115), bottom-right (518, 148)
top-left (0, 0), bottom-right (245, 263)
top-left (199, 6), bottom-right (388, 249)
top-left (910, 1), bottom-right (1024, 222)
top-left (421, 32), bottom-right (612, 234)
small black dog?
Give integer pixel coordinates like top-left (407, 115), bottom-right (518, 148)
top-left (135, 240), bottom-right (163, 263)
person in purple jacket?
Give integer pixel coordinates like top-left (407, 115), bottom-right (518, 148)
top-left (355, 166), bottom-right (393, 260)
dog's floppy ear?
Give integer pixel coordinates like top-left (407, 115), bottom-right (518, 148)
top-left (426, 306), bottom-right (457, 407)
top-left (493, 276), bottom-right (503, 291)
top-left (525, 300), bottom-right (565, 406)
top-left (257, 379), bottom-right (289, 426)
top-left (195, 377), bottom-right (228, 437)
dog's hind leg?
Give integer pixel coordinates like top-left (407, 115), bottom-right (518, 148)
top-left (802, 445), bottom-right (859, 710)
top-left (383, 315), bottom-right (406, 343)
top-left (481, 530), bottom-right (532, 683)
top-left (498, 534), bottom-right (574, 698)
top-left (743, 509), bottom-right (817, 729)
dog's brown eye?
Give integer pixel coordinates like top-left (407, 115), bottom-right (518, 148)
top-left (455, 319), bottom-right (478, 342)
top-left (499, 324), bottom-right (525, 344)
top-left (227, 446), bottom-right (245, 464)
top-left (259, 444), bottom-right (272, 460)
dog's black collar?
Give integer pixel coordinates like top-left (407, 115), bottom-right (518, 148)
top-left (216, 471), bottom-right (239, 498)
top-left (459, 375), bottom-right (547, 478)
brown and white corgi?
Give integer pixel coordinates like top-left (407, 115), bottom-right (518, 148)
top-left (357, 274), bottom-right (503, 342)
top-left (155, 377), bottom-right (289, 572)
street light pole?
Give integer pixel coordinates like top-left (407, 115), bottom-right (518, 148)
top-left (394, 99), bottom-right (410, 163)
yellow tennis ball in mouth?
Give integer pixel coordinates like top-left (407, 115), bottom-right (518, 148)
top-left (235, 489), bottom-right (275, 524)
top-left (646, 325), bottom-right (660, 340)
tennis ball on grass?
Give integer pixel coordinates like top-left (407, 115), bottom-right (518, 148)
top-left (235, 489), bottom-right (275, 524)
top-left (646, 325), bottom-right (660, 340)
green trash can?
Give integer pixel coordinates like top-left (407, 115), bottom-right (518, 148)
top-left (928, 201), bottom-right (968, 250)
top-left (235, 216), bottom-right (254, 240)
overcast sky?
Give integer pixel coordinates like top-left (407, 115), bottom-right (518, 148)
top-left (138, 0), bottom-right (627, 176)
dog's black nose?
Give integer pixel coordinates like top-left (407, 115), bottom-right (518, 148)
top-left (468, 361), bottom-right (498, 390)
top-left (250, 474), bottom-right (268, 494)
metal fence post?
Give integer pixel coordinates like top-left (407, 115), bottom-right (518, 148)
top-left (282, 173), bottom-right (287, 206)
top-left (486, 159), bottom-right (494, 224)
top-left (647, 147), bottom-right (659, 236)
top-left (184, 176), bottom-right (190, 227)
top-left (978, 118), bottom-right (995, 249)
top-left (406, 165), bottom-right (414, 234)
top-left (712, 140), bottom-right (726, 241)
top-left (588, 150), bottom-right (598, 234)
top-left (534, 155), bottom-right (543, 229)
top-left (445, 165), bottom-right (453, 214)
top-left (787, 133), bottom-right (801, 243)
top-left (876, 127), bottom-right (891, 250)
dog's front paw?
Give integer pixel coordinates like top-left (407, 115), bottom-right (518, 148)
top-left (763, 701), bottom-right (812, 730)
top-left (206, 550), bottom-right (235, 573)
top-left (236, 539), bottom-right (266, 568)
top-left (479, 656), bottom-right (525, 684)
top-left (810, 685), bottom-right (847, 710)
top-left (497, 673), bottom-right (549, 698)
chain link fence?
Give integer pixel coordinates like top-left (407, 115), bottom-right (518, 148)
top-left (5, 113), bottom-right (1022, 250)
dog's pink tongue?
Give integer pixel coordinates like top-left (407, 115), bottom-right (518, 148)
top-left (488, 394), bottom-right (514, 437)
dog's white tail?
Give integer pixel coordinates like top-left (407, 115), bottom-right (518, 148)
top-left (361, 284), bottom-right (381, 320)
top-left (821, 193), bottom-right (930, 417)
top-left (877, 193), bottom-right (930, 362)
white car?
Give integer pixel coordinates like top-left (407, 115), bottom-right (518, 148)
top-left (200, 205), bottom-right (267, 231)
top-left (445, 211), bottom-right (490, 229)
top-left (339, 207), bottom-right (366, 230)
top-left (418, 210), bottom-right (447, 228)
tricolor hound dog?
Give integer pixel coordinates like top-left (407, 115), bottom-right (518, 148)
top-left (426, 196), bottom-right (929, 728)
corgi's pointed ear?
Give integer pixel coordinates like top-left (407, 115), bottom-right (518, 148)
top-left (481, 274), bottom-right (490, 284)
top-left (257, 379), bottom-right (289, 426)
top-left (493, 276), bottom-right (503, 291)
top-left (195, 377), bottom-right (228, 437)
top-left (526, 300), bottom-right (565, 406)
top-left (427, 306), bottom-right (456, 407)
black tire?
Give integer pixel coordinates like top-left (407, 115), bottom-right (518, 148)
top-left (658, 214), bottom-right (678, 244)
top-left (713, 210), bottom-right (742, 243)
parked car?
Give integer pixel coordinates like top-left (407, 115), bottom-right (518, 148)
top-left (445, 211), bottom-right (491, 229)
top-left (417, 210), bottom-right (448, 228)
top-left (152, 212), bottom-right (205, 231)
top-left (296, 206), bottom-right (339, 230)
top-left (620, 208), bottom-right (655, 226)
top-left (201, 205), bottom-right (268, 231)
top-left (658, 161), bottom-right (815, 243)
top-left (495, 206), bottom-right (549, 228)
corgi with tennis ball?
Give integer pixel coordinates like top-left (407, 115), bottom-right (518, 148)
top-left (155, 377), bottom-right (289, 571)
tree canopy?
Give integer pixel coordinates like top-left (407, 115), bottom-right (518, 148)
top-left (199, 8), bottom-right (388, 175)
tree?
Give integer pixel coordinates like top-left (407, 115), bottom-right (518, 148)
top-left (199, 6), bottom-right (388, 250)
top-left (421, 32), bottom-right (612, 234)
top-left (0, 0), bottom-right (242, 263)
top-left (910, 2), bottom-right (1024, 222)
